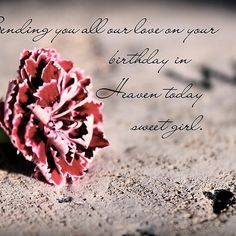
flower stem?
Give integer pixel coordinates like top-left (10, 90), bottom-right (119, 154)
top-left (0, 128), bottom-right (10, 143)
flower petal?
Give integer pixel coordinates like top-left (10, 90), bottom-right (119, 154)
top-left (77, 101), bottom-right (103, 124)
top-left (35, 79), bottom-right (59, 107)
top-left (89, 127), bottom-right (109, 149)
top-left (25, 58), bottom-right (38, 77)
top-left (42, 61), bottom-right (60, 82)
top-left (58, 60), bottom-right (73, 72)
top-left (3, 80), bottom-right (18, 133)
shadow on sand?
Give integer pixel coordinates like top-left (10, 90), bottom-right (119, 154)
top-left (0, 142), bottom-right (35, 177)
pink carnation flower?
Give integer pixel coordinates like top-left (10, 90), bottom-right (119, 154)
top-left (0, 48), bottom-right (109, 186)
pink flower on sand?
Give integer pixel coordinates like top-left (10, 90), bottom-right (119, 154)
top-left (0, 48), bottom-right (109, 186)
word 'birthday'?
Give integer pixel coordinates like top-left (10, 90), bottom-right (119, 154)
top-left (109, 48), bottom-right (192, 73)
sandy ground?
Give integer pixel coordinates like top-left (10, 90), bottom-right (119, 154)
top-left (0, 1), bottom-right (236, 236)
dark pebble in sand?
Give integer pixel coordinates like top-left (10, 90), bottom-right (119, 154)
top-left (203, 189), bottom-right (236, 214)
top-left (57, 196), bottom-right (73, 203)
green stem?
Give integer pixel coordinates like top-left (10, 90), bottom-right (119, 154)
top-left (0, 128), bottom-right (10, 143)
